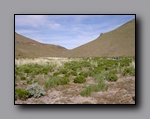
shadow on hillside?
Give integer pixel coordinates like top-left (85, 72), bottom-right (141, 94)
top-left (15, 17), bottom-right (141, 112)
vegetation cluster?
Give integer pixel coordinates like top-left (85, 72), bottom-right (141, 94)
top-left (15, 56), bottom-right (135, 100)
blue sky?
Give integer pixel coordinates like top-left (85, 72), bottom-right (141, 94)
top-left (15, 15), bottom-right (135, 49)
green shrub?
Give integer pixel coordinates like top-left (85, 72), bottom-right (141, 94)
top-left (80, 85), bottom-right (93, 97)
top-left (53, 71), bottom-right (60, 76)
top-left (115, 66), bottom-right (121, 73)
top-left (59, 77), bottom-right (70, 85)
top-left (94, 70), bottom-right (108, 81)
top-left (20, 76), bottom-right (26, 80)
top-left (26, 79), bottom-right (32, 84)
top-left (107, 73), bottom-right (118, 82)
top-left (76, 67), bottom-right (82, 72)
top-left (74, 76), bottom-right (86, 83)
top-left (94, 73), bottom-right (108, 89)
top-left (15, 88), bottom-right (30, 100)
top-left (45, 76), bottom-right (69, 88)
top-left (64, 73), bottom-right (70, 77)
top-left (88, 71), bottom-right (95, 77)
top-left (26, 83), bottom-right (45, 98)
top-left (82, 61), bottom-right (90, 67)
top-left (122, 66), bottom-right (135, 76)
top-left (80, 83), bottom-right (108, 97)
top-left (59, 68), bottom-right (68, 74)
top-left (45, 76), bottom-right (59, 88)
top-left (70, 71), bottom-right (77, 76)
top-left (71, 67), bottom-right (77, 71)
top-left (79, 72), bottom-right (89, 78)
top-left (120, 60), bottom-right (130, 67)
top-left (24, 67), bottom-right (31, 73)
top-left (94, 70), bottom-right (118, 82)
top-left (97, 82), bottom-right (108, 91)
top-left (41, 68), bottom-right (48, 75)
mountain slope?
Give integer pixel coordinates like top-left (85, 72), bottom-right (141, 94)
top-left (15, 33), bottom-right (68, 58)
top-left (64, 18), bottom-right (135, 57)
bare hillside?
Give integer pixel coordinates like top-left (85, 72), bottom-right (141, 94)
top-left (63, 18), bottom-right (135, 57)
top-left (15, 33), bottom-right (68, 58)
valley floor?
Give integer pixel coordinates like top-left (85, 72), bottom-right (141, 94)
top-left (15, 57), bottom-right (135, 104)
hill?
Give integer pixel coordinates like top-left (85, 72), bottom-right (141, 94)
top-left (15, 33), bottom-right (68, 58)
top-left (63, 18), bottom-right (135, 57)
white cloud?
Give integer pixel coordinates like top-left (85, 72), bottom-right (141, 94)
top-left (15, 15), bottom-right (46, 27)
top-left (15, 15), bottom-right (61, 30)
top-left (15, 29), bottom-right (39, 34)
top-left (48, 23), bottom-right (60, 29)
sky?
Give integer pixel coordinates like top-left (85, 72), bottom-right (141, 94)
top-left (15, 15), bottom-right (135, 49)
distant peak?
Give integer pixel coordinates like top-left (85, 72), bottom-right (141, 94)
top-left (100, 33), bottom-right (104, 37)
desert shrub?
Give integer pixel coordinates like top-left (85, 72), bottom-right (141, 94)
top-left (26, 79), bottom-right (32, 84)
top-left (106, 72), bottom-right (118, 82)
top-left (80, 85), bottom-right (93, 96)
top-left (109, 69), bottom-right (117, 74)
top-left (90, 60), bottom-right (98, 67)
top-left (64, 73), bottom-right (70, 77)
top-left (88, 71), bottom-right (95, 77)
top-left (53, 71), bottom-right (60, 76)
top-left (80, 83), bottom-right (108, 97)
top-left (94, 73), bottom-right (108, 89)
top-left (89, 67), bottom-right (94, 71)
top-left (59, 77), bottom-right (70, 85)
top-left (81, 61), bottom-right (90, 67)
top-left (16, 64), bottom-right (55, 76)
top-left (45, 76), bottom-right (69, 88)
top-left (94, 70), bottom-right (118, 82)
top-left (76, 67), bottom-right (82, 72)
top-left (94, 70), bottom-right (108, 81)
top-left (79, 71), bottom-right (89, 78)
top-left (115, 65), bottom-right (121, 73)
top-left (32, 70), bottom-right (40, 75)
top-left (71, 67), bottom-right (77, 71)
top-left (20, 75), bottom-right (26, 80)
top-left (117, 67), bottom-right (121, 73)
top-left (97, 82), bottom-right (108, 91)
top-left (59, 68), bottom-right (68, 74)
top-left (94, 67), bottom-right (103, 74)
top-left (74, 76), bottom-right (86, 83)
top-left (33, 80), bottom-right (38, 83)
top-left (64, 62), bottom-right (72, 69)
top-left (122, 66), bottom-right (135, 76)
top-left (69, 71), bottom-right (77, 76)
top-left (15, 88), bottom-right (30, 100)
top-left (119, 58), bottom-right (131, 67)
top-left (41, 68), bottom-right (48, 75)
top-left (45, 76), bottom-right (58, 88)
top-left (30, 73), bottom-right (35, 78)
top-left (24, 67), bottom-right (31, 73)
top-left (26, 83), bottom-right (45, 98)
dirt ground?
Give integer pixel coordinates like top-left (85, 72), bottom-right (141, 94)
top-left (15, 75), bottom-right (135, 104)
